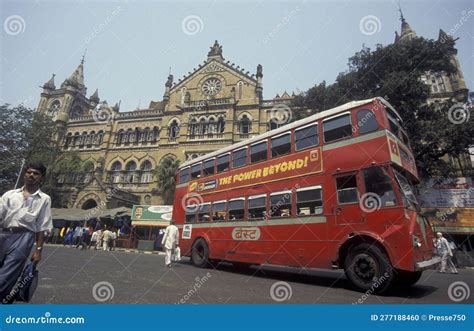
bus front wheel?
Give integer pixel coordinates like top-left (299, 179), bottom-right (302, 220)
top-left (191, 238), bottom-right (209, 268)
top-left (344, 243), bottom-right (394, 293)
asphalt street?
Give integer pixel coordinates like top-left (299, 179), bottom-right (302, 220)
top-left (27, 245), bottom-right (473, 304)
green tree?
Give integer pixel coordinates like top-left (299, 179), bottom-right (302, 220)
top-left (293, 37), bottom-right (473, 177)
top-left (0, 104), bottom-right (60, 194)
top-left (155, 157), bottom-right (180, 205)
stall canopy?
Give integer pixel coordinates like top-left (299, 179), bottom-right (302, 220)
top-left (52, 207), bottom-right (131, 221)
top-left (131, 205), bottom-right (173, 227)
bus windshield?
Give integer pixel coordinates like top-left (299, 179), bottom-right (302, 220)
top-left (393, 169), bottom-right (418, 209)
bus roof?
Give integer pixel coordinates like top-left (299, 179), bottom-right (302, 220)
top-left (179, 97), bottom-right (399, 169)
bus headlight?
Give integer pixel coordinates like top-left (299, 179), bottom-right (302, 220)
top-left (413, 235), bottom-right (422, 248)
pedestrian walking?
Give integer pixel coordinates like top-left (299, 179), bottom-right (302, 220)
top-left (161, 220), bottom-right (179, 267)
top-left (89, 230), bottom-right (99, 250)
top-left (102, 228), bottom-right (113, 251)
top-left (0, 162), bottom-right (53, 303)
top-left (75, 228), bottom-right (88, 250)
top-left (436, 232), bottom-right (458, 274)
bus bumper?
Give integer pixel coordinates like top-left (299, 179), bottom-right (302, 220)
top-left (415, 256), bottom-right (441, 270)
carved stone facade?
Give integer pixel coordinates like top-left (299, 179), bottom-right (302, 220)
top-left (37, 41), bottom-right (295, 208)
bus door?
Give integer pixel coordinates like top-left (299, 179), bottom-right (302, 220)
top-left (334, 172), bottom-right (364, 225)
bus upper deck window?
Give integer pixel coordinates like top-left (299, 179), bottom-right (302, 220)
top-left (248, 195), bottom-right (267, 220)
top-left (295, 124), bottom-right (318, 151)
top-left (250, 141), bottom-right (268, 163)
top-left (179, 168), bottom-right (190, 184)
top-left (271, 133), bottom-right (291, 158)
top-left (323, 113), bottom-right (352, 143)
top-left (203, 159), bottom-right (215, 177)
top-left (217, 154), bottom-right (230, 173)
top-left (228, 199), bottom-right (245, 221)
top-left (336, 175), bottom-right (359, 204)
top-left (191, 164), bottom-right (201, 179)
top-left (357, 109), bottom-right (378, 134)
top-left (296, 187), bottom-right (322, 215)
top-left (232, 148), bottom-right (247, 168)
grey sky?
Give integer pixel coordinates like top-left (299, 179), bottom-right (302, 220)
top-left (1, 0), bottom-right (473, 112)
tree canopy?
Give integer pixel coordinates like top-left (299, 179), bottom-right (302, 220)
top-left (155, 156), bottom-right (180, 205)
top-left (292, 37), bottom-right (473, 178)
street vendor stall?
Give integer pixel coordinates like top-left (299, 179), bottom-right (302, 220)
top-left (131, 205), bottom-right (173, 251)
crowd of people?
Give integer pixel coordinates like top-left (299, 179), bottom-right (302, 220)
top-left (45, 225), bottom-right (120, 251)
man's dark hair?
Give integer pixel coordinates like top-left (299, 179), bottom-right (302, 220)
top-left (26, 161), bottom-right (47, 176)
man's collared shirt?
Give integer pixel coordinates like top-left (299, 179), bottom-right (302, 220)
top-left (0, 187), bottom-right (53, 233)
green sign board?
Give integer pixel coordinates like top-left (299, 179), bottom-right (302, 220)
top-left (131, 205), bottom-right (173, 226)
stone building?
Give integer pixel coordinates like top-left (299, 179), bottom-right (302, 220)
top-left (37, 41), bottom-right (295, 208)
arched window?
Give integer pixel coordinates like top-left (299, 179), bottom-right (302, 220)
top-left (73, 132), bottom-right (81, 146)
top-left (64, 133), bottom-right (73, 148)
top-left (124, 161), bottom-right (137, 183)
top-left (217, 117), bottom-right (225, 133)
top-left (80, 132), bottom-right (87, 147)
top-left (208, 117), bottom-right (216, 135)
top-left (152, 127), bottom-right (160, 141)
top-left (239, 115), bottom-right (251, 134)
top-left (47, 100), bottom-right (61, 120)
top-left (110, 161), bottom-right (122, 183)
top-left (140, 160), bottom-right (153, 183)
top-left (126, 129), bottom-right (134, 143)
top-left (87, 131), bottom-right (95, 146)
top-left (181, 87), bottom-right (187, 105)
top-left (117, 130), bottom-right (125, 144)
top-left (97, 131), bottom-right (104, 145)
top-left (199, 118), bottom-right (207, 135)
top-left (189, 119), bottom-right (198, 136)
top-left (168, 120), bottom-right (179, 140)
top-left (237, 81), bottom-right (244, 100)
top-left (184, 92), bottom-right (191, 103)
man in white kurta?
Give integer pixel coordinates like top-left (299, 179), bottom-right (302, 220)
top-left (161, 220), bottom-right (179, 267)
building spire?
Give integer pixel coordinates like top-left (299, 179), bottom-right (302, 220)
top-left (394, 5), bottom-right (416, 43)
top-left (42, 73), bottom-right (56, 90)
top-left (81, 49), bottom-right (87, 65)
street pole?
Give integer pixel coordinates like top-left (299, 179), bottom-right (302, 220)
top-left (14, 158), bottom-right (25, 189)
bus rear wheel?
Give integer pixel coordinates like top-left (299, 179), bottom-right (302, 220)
top-left (191, 238), bottom-right (209, 268)
top-left (344, 243), bottom-right (394, 294)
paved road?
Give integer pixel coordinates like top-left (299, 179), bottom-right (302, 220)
top-left (29, 245), bottom-right (473, 304)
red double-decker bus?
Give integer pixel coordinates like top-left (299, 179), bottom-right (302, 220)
top-left (172, 97), bottom-right (440, 293)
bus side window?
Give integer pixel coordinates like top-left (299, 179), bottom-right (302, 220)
top-left (203, 159), bottom-right (215, 177)
top-left (296, 187), bottom-right (323, 215)
top-left (178, 167), bottom-right (190, 184)
top-left (357, 109), bottom-right (378, 134)
top-left (250, 141), bottom-right (268, 163)
top-left (232, 148), bottom-right (247, 168)
top-left (295, 124), bottom-right (319, 151)
top-left (271, 133), bottom-right (291, 158)
top-left (228, 199), bottom-right (245, 221)
top-left (211, 201), bottom-right (227, 221)
top-left (191, 163), bottom-right (201, 179)
top-left (336, 175), bottom-right (359, 204)
top-left (323, 113), bottom-right (352, 143)
top-left (185, 205), bottom-right (197, 223)
top-left (216, 154), bottom-right (230, 173)
top-left (248, 195), bottom-right (267, 220)
top-left (270, 191), bottom-right (292, 218)
top-left (197, 203), bottom-right (211, 222)
top-left (363, 167), bottom-right (397, 207)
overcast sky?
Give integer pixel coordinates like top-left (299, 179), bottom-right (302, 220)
top-left (1, 0), bottom-right (473, 112)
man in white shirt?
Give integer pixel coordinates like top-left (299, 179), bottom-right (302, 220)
top-left (0, 162), bottom-right (53, 303)
top-left (161, 220), bottom-right (179, 267)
